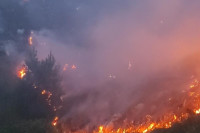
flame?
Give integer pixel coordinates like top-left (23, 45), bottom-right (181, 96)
top-left (41, 90), bottom-right (46, 95)
top-left (94, 111), bottom-right (189, 133)
top-left (41, 89), bottom-right (52, 98)
top-left (16, 63), bottom-right (61, 129)
top-left (52, 116), bottom-right (59, 126)
top-left (195, 108), bottom-right (200, 114)
top-left (59, 78), bottom-right (200, 133)
top-left (29, 36), bottom-right (33, 46)
top-left (96, 113), bottom-right (187, 133)
top-left (17, 66), bottom-right (26, 79)
top-left (99, 126), bottom-right (104, 133)
top-left (40, 89), bottom-right (54, 107)
top-left (90, 79), bottom-right (200, 133)
top-left (190, 79), bottom-right (199, 89)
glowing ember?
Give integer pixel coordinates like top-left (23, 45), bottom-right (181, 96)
top-left (40, 89), bottom-right (54, 107)
top-left (190, 79), bottom-right (199, 89)
top-left (41, 90), bottom-right (46, 95)
top-left (17, 66), bottom-right (27, 79)
top-left (190, 85), bottom-right (195, 89)
top-left (195, 108), bottom-right (200, 114)
top-left (29, 36), bottom-right (33, 45)
top-left (71, 64), bottom-right (77, 69)
top-left (41, 89), bottom-right (52, 98)
top-left (63, 64), bottom-right (68, 71)
top-left (52, 116), bottom-right (59, 126)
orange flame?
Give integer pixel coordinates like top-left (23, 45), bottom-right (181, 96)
top-left (41, 90), bottom-right (46, 95)
top-left (17, 66), bottom-right (26, 79)
top-left (91, 79), bottom-right (200, 133)
top-left (29, 36), bottom-right (33, 46)
top-left (195, 108), bottom-right (200, 114)
top-left (41, 89), bottom-right (53, 107)
top-left (52, 116), bottom-right (59, 126)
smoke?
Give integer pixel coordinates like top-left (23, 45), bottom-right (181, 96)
top-left (20, 0), bottom-right (200, 130)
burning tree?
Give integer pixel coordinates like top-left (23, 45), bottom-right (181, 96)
top-left (0, 47), bottom-right (63, 133)
top-left (25, 48), bottom-right (63, 111)
top-left (0, 1), bottom-right (63, 132)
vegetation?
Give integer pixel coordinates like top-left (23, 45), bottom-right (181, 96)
top-left (0, 1), bottom-right (62, 131)
top-left (0, 47), bottom-right (62, 133)
top-left (0, 0), bottom-right (62, 133)
top-left (153, 116), bottom-right (200, 133)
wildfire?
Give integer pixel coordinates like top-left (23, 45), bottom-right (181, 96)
top-left (52, 116), bottom-right (59, 126)
top-left (16, 62), bottom-right (200, 132)
top-left (95, 113), bottom-right (187, 133)
top-left (89, 79), bottom-right (200, 133)
top-left (17, 66), bottom-right (27, 79)
top-left (16, 62), bottom-right (61, 129)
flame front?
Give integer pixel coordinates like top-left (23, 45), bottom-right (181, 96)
top-left (90, 79), bottom-right (200, 133)
top-left (95, 113), bottom-right (187, 133)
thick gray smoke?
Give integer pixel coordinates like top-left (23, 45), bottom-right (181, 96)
top-left (22, 0), bottom-right (200, 130)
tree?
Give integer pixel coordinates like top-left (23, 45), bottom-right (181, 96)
top-left (0, 47), bottom-right (62, 132)
top-left (25, 49), bottom-right (63, 110)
